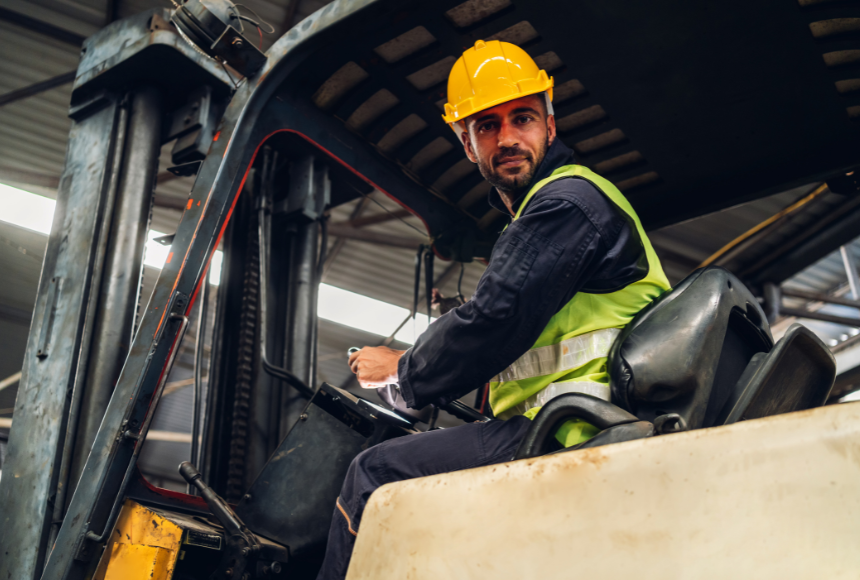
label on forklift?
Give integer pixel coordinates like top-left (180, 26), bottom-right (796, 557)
top-left (184, 530), bottom-right (223, 550)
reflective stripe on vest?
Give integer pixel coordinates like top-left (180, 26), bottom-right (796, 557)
top-left (489, 164), bottom-right (671, 428)
top-left (492, 327), bottom-right (620, 383)
top-left (497, 380), bottom-right (611, 420)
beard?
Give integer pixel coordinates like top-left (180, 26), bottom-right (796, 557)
top-left (476, 137), bottom-right (550, 196)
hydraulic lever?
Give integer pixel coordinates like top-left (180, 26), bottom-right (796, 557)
top-left (180, 461), bottom-right (262, 580)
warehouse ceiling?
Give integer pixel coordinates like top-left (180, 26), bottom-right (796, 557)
top-left (287, 0), bottom-right (860, 234)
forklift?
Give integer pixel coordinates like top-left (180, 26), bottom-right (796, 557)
top-left (2, 0), bottom-right (860, 578)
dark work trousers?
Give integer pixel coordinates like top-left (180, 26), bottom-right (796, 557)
top-left (315, 415), bottom-right (532, 580)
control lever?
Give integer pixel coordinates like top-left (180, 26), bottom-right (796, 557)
top-left (179, 461), bottom-right (261, 580)
top-left (439, 399), bottom-right (491, 423)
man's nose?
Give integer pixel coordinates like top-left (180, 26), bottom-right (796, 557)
top-left (497, 120), bottom-right (518, 149)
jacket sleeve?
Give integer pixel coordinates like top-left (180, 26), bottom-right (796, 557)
top-left (398, 193), bottom-right (616, 409)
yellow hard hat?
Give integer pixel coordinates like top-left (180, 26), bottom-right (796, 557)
top-left (442, 39), bottom-right (554, 132)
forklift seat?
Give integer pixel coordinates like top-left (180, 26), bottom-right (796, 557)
top-left (515, 267), bottom-right (836, 459)
top-left (610, 266), bottom-right (774, 430)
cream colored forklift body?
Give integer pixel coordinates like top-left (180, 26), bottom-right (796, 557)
top-left (347, 402), bottom-right (860, 579)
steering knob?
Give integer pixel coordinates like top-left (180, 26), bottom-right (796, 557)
top-left (178, 461), bottom-right (201, 484)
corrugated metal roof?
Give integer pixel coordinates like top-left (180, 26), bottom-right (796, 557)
top-left (323, 191), bottom-right (486, 309)
top-left (0, 22), bottom-right (75, 178)
top-left (0, 222), bottom-right (42, 417)
top-left (772, 239), bottom-right (860, 348)
top-left (649, 187), bottom-right (809, 280)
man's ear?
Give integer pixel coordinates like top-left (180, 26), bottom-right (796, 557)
top-left (461, 128), bottom-right (478, 163)
top-left (546, 114), bottom-right (557, 147)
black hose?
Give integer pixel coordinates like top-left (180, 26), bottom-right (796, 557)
top-left (413, 244), bottom-right (424, 320)
top-left (440, 400), bottom-right (491, 423)
top-left (457, 262), bottom-right (465, 304)
top-left (317, 215), bottom-right (328, 279)
top-left (424, 250), bottom-right (434, 323)
top-left (257, 210), bottom-right (313, 398)
top-left (255, 152), bottom-right (314, 399)
top-left (262, 358), bottom-right (313, 397)
top-left (189, 278), bottom-right (208, 485)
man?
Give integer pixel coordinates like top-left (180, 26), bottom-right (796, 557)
top-left (316, 40), bottom-right (670, 579)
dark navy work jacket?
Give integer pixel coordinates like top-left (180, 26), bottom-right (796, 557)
top-left (398, 138), bottom-right (645, 409)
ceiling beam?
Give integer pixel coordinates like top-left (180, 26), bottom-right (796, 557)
top-left (322, 196), bottom-right (370, 280)
top-left (0, 71), bottom-right (76, 108)
top-left (745, 196), bottom-right (860, 284)
top-left (331, 208), bottom-right (412, 229)
top-left (0, 7), bottom-right (86, 47)
top-left (0, 304), bottom-right (32, 326)
top-left (326, 224), bottom-right (423, 250)
top-left (156, 171), bottom-right (182, 185)
top-left (0, 167), bottom-right (60, 189)
top-left (0, 166), bottom-right (187, 212)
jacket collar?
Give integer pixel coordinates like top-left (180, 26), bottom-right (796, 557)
top-left (487, 138), bottom-right (576, 215)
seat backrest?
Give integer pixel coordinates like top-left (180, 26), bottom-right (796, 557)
top-left (609, 267), bottom-right (773, 430)
top-left (718, 323), bottom-right (835, 424)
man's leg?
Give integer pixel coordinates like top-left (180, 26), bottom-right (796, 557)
top-left (316, 416), bottom-right (531, 580)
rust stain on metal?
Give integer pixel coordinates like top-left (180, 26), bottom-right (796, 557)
top-left (824, 438), bottom-right (860, 468)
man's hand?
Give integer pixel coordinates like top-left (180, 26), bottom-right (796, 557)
top-left (348, 345), bottom-right (406, 389)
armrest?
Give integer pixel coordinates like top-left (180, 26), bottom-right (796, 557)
top-left (550, 421), bottom-right (655, 455)
top-left (513, 393), bottom-right (638, 460)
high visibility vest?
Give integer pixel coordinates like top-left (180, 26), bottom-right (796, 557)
top-left (490, 164), bottom-right (671, 446)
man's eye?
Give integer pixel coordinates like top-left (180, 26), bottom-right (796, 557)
top-left (516, 115), bottom-right (534, 124)
top-left (478, 122), bottom-right (496, 132)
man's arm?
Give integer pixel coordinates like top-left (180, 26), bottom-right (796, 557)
top-left (395, 196), bottom-right (600, 408)
top-left (352, 180), bottom-right (646, 408)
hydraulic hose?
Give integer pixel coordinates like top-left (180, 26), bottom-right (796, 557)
top-left (256, 183), bottom-right (314, 398)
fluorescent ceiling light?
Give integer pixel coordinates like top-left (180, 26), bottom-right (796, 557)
top-left (0, 182), bottom-right (434, 345)
top-left (0, 182), bottom-right (221, 285)
top-left (393, 313), bottom-right (434, 345)
top-left (0, 182), bottom-right (55, 235)
top-left (841, 390), bottom-right (860, 403)
top-left (318, 283), bottom-right (409, 337)
top-left (317, 284), bottom-right (436, 345)
top-left (143, 231), bottom-right (222, 286)
top-left (144, 230), bottom-right (171, 269)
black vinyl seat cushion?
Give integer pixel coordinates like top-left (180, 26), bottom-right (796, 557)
top-left (609, 267), bottom-right (773, 430)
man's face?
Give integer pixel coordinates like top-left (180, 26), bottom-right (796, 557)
top-left (461, 94), bottom-right (556, 196)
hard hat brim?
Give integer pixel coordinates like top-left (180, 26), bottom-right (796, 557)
top-left (443, 86), bottom-right (555, 135)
